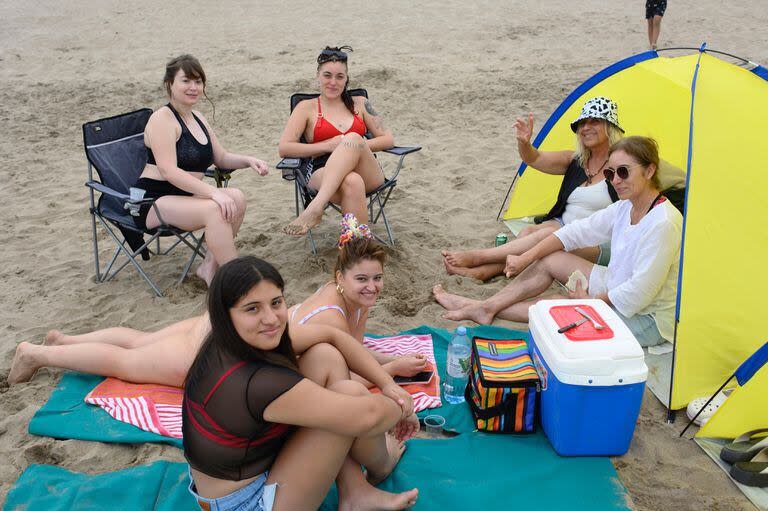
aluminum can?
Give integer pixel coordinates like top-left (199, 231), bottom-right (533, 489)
top-left (495, 233), bottom-right (508, 246)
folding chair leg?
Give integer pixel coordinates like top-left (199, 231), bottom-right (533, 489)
top-left (179, 233), bottom-right (205, 284)
top-left (294, 182), bottom-right (301, 217)
top-left (95, 216), bottom-right (164, 296)
top-left (90, 212), bottom-right (102, 281)
top-left (307, 229), bottom-right (318, 255)
top-left (101, 245), bottom-right (123, 282)
top-left (378, 197), bottom-right (394, 245)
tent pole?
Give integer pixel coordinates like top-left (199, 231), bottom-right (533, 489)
top-left (679, 375), bottom-right (734, 437)
top-left (667, 45), bottom-right (706, 422)
top-left (666, 320), bottom-right (680, 423)
top-left (496, 171), bottom-right (519, 222)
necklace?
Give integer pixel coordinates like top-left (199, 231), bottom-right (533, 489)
top-left (585, 158), bottom-right (609, 184)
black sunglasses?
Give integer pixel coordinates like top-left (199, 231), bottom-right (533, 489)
top-left (603, 163), bottom-right (644, 182)
top-left (317, 46), bottom-right (353, 64)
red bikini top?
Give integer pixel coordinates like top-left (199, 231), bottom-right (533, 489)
top-left (312, 98), bottom-right (367, 143)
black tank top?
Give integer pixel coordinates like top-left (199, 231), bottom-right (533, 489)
top-left (182, 346), bottom-right (304, 481)
top-left (146, 103), bottom-right (214, 173)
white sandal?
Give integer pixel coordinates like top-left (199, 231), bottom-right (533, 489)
top-left (685, 388), bottom-right (733, 426)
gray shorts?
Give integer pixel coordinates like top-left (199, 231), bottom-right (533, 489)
top-left (596, 242), bottom-right (611, 266)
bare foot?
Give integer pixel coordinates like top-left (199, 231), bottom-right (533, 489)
top-left (283, 207), bottom-right (323, 236)
top-left (8, 342), bottom-right (42, 384)
top-left (339, 485), bottom-right (418, 511)
top-left (44, 330), bottom-right (63, 346)
top-left (444, 303), bottom-right (495, 325)
top-left (432, 284), bottom-right (476, 311)
top-left (194, 256), bottom-right (217, 286)
top-left (444, 259), bottom-right (501, 281)
top-left (366, 434), bottom-right (406, 486)
top-left (441, 249), bottom-right (481, 268)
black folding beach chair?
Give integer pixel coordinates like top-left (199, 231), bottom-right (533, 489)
top-left (84, 108), bottom-right (232, 296)
top-left (277, 89), bottom-right (421, 254)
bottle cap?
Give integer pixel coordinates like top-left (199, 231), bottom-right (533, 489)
top-left (456, 326), bottom-right (467, 335)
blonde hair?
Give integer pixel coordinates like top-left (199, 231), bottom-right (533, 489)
top-left (575, 121), bottom-right (623, 169)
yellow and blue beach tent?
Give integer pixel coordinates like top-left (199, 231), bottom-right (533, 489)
top-left (499, 46), bottom-right (768, 425)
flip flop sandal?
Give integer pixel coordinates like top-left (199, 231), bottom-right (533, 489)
top-left (730, 447), bottom-right (768, 487)
top-left (686, 388), bottom-right (733, 426)
top-left (721, 428), bottom-right (768, 464)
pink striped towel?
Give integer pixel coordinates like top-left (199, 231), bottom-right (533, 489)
top-left (364, 333), bottom-right (442, 413)
top-left (85, 379), bottom-right (183, 438)
top-left (85, 333), bottom-right (441, 439)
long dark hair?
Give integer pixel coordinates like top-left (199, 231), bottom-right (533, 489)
top-left (186, 257), bottom-right (298, 386)
top-left (317, 45), bottom-right (356, 115)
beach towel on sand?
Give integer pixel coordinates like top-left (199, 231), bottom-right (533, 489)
top-left (28, 326), bottom-right (529, 445)
top-left (85, 378), bottom-right (184, 438)
top-left (364, 333), bottom-right (442, 411)
top-left (6, 434), bottom-right (631, 511)
top-left (79, 333), bottom-right (441, 440)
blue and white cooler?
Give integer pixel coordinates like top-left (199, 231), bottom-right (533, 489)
top-left (528, 299), bottom-right (647, 456)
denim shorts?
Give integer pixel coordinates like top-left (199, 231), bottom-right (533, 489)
top-left (188, 469), bottom-right (278, 511)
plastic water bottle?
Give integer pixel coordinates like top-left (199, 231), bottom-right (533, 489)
top-left (444, 326), bottom-right (471, 404)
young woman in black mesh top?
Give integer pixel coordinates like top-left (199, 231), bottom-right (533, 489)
top-left (183, 256), bottom-right (419, 511)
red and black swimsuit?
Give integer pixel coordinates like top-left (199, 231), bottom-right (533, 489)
top-left (182, 349), bottom-right (304, 480)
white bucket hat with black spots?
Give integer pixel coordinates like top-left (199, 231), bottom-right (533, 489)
top-left (570, 96), bottom-right (624, 133)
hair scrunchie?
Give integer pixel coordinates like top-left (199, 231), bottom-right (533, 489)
top-left (338, 213), bottom-right (372, 247)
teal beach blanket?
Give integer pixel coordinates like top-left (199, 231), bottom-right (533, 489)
top-left (28, 372), bottom-right (183, 448)
top-left (403, 325), bottom-right (533, 433)
top-left (6, 435), bottom-right (630, 511)
top-left (28, 326), bottom-right (525, 444)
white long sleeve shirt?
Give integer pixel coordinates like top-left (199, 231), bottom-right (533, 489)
top-left (554, 199), bottom-right (683, 341)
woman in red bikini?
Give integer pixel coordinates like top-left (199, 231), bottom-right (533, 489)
top-left (278, 46), bottom-right (395, 236)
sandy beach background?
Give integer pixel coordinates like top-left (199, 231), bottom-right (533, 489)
top-left (1, 0), bottom-right (766, 509)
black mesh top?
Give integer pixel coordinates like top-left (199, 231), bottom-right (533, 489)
top-left (182, 346), bottom-right (304, 480)
top-left (146, 103), bottom-right (214, 173)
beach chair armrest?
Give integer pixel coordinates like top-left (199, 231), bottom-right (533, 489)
top-left (86, 180), bottom-right (130, 201)
top-left (85, 181), bottom-right (157, 205)
top-left (277, 157), bottom-right (303, 181)
top-left (383, 146), bottom-right (422, 156)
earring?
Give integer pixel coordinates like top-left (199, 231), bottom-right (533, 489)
top-left (336, 283), bottom-right (344, 295)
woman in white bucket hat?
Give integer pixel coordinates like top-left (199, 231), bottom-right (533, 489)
top-left (442, 97), bottom-right (624, 281)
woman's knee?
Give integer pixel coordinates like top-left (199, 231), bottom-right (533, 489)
top-left (341, 132), bottom-right (364, 145)
top-left (228, 188), bottom-right (247, 211)
top-left (518, 226), bottom-right (536, 238)
top-left (340, 172), bottom-right (365, 195)
top-left (539, 251), bottom-right (566, 273)
top-left (328, 379), bottom-right (369, 396)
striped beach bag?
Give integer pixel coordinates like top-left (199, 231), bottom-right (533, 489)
top-left (465, 337), bottom-right (540, 433)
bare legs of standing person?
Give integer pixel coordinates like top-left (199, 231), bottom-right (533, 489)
top-left (647, 15), bottom-right (663, 50)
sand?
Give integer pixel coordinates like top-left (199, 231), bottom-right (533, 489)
top-left (1, 0), bottom-right (766, 509)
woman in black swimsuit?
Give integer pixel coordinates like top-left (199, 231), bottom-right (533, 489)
top-left (183, 256), bottom-right (419, 511)
top-left (135, 54), bottom-right (269, 285)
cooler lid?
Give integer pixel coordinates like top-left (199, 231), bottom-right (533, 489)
top-left (529, 299), bottom-right (646, 381)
